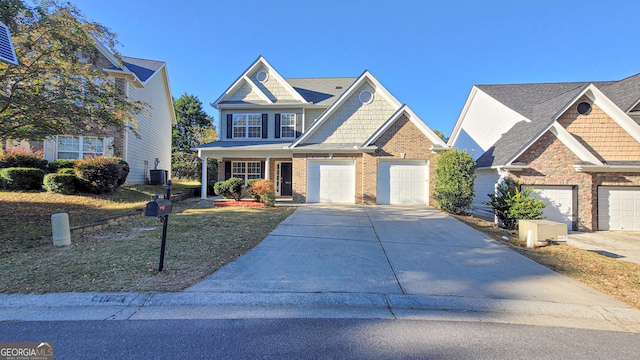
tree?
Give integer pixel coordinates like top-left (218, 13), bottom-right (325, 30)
top-left (433, 129), bottom-right (448, 143)
top-left (172, 93), bottom-right (214, 153)
top-left (433, 149), bottom-right (476, 215)
top-left (171, 93), bottom-right (217, 180)
top-left (0, 0), bottom-right (145, 141)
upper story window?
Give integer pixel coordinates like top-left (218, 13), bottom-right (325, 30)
top-left (280, 113), bottom-right (296, 138)
top-left (233, 114), bottom-right (262, 139)
top-left (57, 136), bottom-right (104, 159)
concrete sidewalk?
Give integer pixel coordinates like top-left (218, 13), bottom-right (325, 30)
top-left (568, 231), bottom-right (640, 265)
top-left (1, 205), bottom-right (640, 333)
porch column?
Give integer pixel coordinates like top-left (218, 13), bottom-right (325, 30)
top-left (200, 155), bottom-right (208, 199)
top-left (265, 157), bottom-right (270, 180)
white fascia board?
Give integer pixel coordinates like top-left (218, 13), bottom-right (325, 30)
top-left (362, 105), bottom-right (448, 148)
top-left (448, 86), bottom-right (478, 146)
top-left (258, 57), bottom-right (308, 103)
top-left (93, 39), bottom-right (122, 68)
top-left (159, 65), bottom-right (177, 125)
top-left (583, 85), bottom-right (640, 144)
top-left (291, 70), bottom-right (401, 148)
top-left (216, 103), bottom-right (309, 110)
top-left (574, 164), bottom-right (640, 173)
top-left (103, 68), bottom-right (143, 88)
top-left (211, 55), bottom-right (266, 106)
top-left (242, 75), bottom-right (273, 103)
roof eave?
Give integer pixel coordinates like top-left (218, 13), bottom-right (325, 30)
top-left (574, 164), bottom-right (640, 173)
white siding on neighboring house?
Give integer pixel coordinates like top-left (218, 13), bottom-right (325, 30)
top-left (452, 89), bottom-right (526, 160)
top-left (305, 82), bottom-right (397, 144)
top-left (126, 71), bottom-right (173, 183)
top-left (473, 169), bottom-right (501, 220)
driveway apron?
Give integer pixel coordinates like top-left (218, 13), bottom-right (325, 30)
top-left (187, 205), bottom-right (624, 308)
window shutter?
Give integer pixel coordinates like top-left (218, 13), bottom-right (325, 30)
top-left (43, 137), bottom-right (57, 162)
top-left (295, 113), bottom-right (303, 138)
top-left (260, 161), bottom-right (265, 179)
top-left (274, 114), bottom-right (281, 138)
top-left (226, 114), bottom-right (233, 139)
top-left (262, 114), bottom-right (268, 139)
top-left (224, 161), bottom-right (231, 180)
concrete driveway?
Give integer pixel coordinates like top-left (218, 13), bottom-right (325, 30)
top-left (185, 205), bottom-right (640, 331)
top-left (568, 231), bottom-right (640, 265)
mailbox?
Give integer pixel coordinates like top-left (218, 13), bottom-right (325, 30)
top-left (145, 199), bottom-right (172, 217)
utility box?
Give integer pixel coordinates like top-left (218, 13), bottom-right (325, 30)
top-left (145, 198), bottom-right (172, 217)
top-left (519, 220), bottom-right (567, 242)
top-left (150, 169), bottom-right (168, 185)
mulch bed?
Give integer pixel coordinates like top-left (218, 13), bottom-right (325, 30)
top-left (214, 200), bottom-right (265, 208)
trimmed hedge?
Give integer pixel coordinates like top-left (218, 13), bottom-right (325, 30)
top-left (214, 177), bottom-right (244, 200)
top-left (0, 149), bottom-right (48, 170)
top-left (0, 167), bottom-right (45, 190)
top-left (44, 173), bottom-right (77, 194)
top-left (58, 168), bottom-right (76, 175)
top-left (75, 157), bottom-right (126, 194)
top-left (48, 159), bottom-right (78, 173)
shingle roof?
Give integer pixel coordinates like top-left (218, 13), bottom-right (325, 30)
top-left (474, 74), bottom-right (640, 167)
top-left (285, 77), bottom-right (356, 106)
top-left (121, 56), bottom-right (165, 82)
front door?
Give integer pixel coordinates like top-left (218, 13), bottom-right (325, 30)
top-left (280, 162), bottom-right (293, 196)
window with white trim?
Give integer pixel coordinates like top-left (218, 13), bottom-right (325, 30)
top-left (233, 114), bottom-right (262, 139)
top-left (232, 161), bottom-right (262, 183)
top-left (57, 136), bottom-right (104, 159)
top-left (281, 113), bottom-right (296, 138)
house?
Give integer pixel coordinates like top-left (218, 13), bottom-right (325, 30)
top-left (195, 56), bottom-right (447, 205)
top-left (448, 74), bottom-right (640, 231)
top-left (7, 41), bottom-right (176, 184)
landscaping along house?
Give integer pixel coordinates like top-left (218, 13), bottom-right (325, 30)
top-left (195, 56), bottom-right (448, 204)
top-left (449, 73), bottom-right (640, 231)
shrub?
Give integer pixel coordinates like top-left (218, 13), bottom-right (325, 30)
top-left (58, 168), bottom-right (76, 175)
top-left (0, 148), bottom-right (48, 170)
top-left (246, 178), bottom-right (264, 201)
top-left (75, 157), bottom-right (123, 194)
top-left (48, 159), bottom-right (78, 173)
top-left (485, 178), bottom-right (547, 230)
top-left (115, 158), bottom-right (130, 185)
top-left (44, 173), bottom-right (77, 194)
top-left (248, 179), bottom-right (275, 206)
top-left (213, 177), bottom-right (244, 200)
top-left (0, 167), bottom-right (45, 190)
top-left (433, 149), bottom-right (476, 214)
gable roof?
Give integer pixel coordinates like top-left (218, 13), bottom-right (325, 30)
top-left (363, 105), bottom-right (448, 150)
top-left (464, 73), bottom-right (640, 168)
top-left (291, 70), bottom-right (402, 148)
top-left (213, 55), bottom-right (309, 106)
top-left (121, 56), bottom-right (165, 83)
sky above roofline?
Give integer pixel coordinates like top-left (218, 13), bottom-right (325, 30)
top-left (70, 0), bottom-right (640, 137)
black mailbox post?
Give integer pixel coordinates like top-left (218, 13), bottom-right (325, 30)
top-left (144, 180), bottom-right (172, 271)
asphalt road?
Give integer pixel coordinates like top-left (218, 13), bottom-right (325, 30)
top-left (1, 319), bottom-right (639, 359)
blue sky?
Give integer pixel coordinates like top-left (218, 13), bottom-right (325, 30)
top-left (71, 0), bottom-right (639, 136)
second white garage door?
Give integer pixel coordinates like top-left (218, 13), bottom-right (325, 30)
top-left (306, 160), bottom-right (355, 203)
top-left (377, 160), bottom-right (429, 205)
top-left (525, 185), bottom-right (576, 230)
top-left (598, 187), bottom-right (640, 231)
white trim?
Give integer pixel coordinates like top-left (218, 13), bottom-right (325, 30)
top-left (243, 75), bottom-right (273, 104)
top-left (291, 70), bottom-right (402, 148)
top-left (574, 164), bottom-right (640, 173)
top-left (448, 86), bottom-right (478, 146)
top-left (280, 112), bottom-right (297, 139)
top-left (362, 105), bottom-right (448, 149)
top-left (358, 90), bottom-right (373, 104)
top-left (232, 113), bottom-right (263, 139)
top-left (584, 85), bottom-right (640, 144)
top-left (549, 123), bottom-right (604, 165)
top-left (256, 70), bottom-right (268, 83)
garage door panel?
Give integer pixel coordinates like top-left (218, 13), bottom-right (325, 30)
top-left (307, 161), bottom-right (355, 203)
top-left (526, 185), bottom-right (575, 230)
top-left (377, 161), bottom-right (429, 205)
top-left (599, 187), bottom-right (640, 231)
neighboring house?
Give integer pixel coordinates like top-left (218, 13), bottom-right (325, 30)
top-left (195, 56), bottom-right (447, 205)
top-left (7, 41), bottom-right (176, 184)
top-left (449, 74), bottom-right (640, 231)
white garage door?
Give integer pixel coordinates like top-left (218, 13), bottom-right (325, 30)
top-left (525, 185), bottom-right (575, 230)
top-left (307, 160), bottom-right (355, 203)
top-left (377, 160), bottom-right (429, 205)
top-left (598, 187), bottom-right (640, 231)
